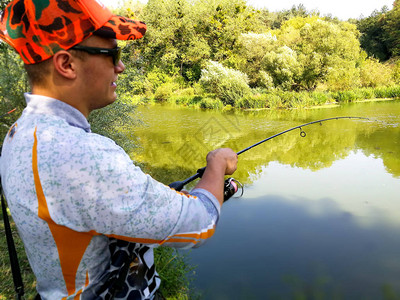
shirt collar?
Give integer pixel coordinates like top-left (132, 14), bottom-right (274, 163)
top-left (24, 93), bottom-right (91, 132)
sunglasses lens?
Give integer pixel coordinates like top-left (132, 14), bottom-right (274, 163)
top-left (114, 48), bottom-right (122, 66)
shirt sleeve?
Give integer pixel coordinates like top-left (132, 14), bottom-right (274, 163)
top-left (36, 128), bottom-right (221, 249)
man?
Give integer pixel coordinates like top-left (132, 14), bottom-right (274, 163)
top-left (0, 0), bottom-right (238, 299)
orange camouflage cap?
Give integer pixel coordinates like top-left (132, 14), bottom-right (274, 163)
top-left (0, 0), bottom-right (147, 64)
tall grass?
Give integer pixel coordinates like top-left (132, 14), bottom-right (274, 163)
top-left (0, 212), bottom-right (37, 299)
top-left (236, 86), bottom-right (400, 109)
top-left (130, 85), bottom-right (400, 110)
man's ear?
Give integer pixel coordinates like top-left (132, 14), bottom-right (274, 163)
top-left (52, 51), bottom-right (77, 80)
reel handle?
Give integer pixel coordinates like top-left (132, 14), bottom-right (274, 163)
top-left (169, 176), bottom-right (242, 202)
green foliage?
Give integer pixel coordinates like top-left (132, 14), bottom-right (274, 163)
top-left (331, 90), bottom-right (360, 102)
top-left (237, 32), bottom-right (277, 87)
top-left (392, 60), bottom-right (400, 84)
top-left (357, 87), bottom-right (375, 99)
top-left (144, 68), bottom-right (171, 94)
top-left (309, 91), bottom-right (333, 105)
top-left (374, 85), bottom-right (400, 98)
top-left (0, 212), bottom-right (37, 299)
top-left (261, 46), bottom-right (302, 90)
top-left (112, 0), bottom-right (145, 19)
top-left (173, 95), bottom-right (201, 106)
top-left (234, 86), bottom-right (400, 109)
top-left (140, 0), bottom-right (210, 78)
top-left (88, 100), bottom-right (140, 153)
top-left (257, 4), bottom-right (315, 30)
top-left (236, 93), bottom-right (267, 109)
top-left (195, 0), bottom-right (261, 63)
top-left (137, 0), bottom-right (263, 81)
top-left (199, 97), bottom-right (224, 109)
top-left (356, 7), bottom-right (391, 61)
top-left (0, 45), bottom-right (29, 144)
top-left (199, 61), bottom-right (251, 105)
top-left (154, 82), bottom-right (179, 103)
top-left (154, 248), bottom-right (196, 299)
top-left (234, 15), bottom-right (367, 92)
top-left (277, 16), bottom-right (361, 90)
top-left (382, 3), bottom-right (400, 58)
top-left (117, 41), bottom-right (148, 96)
top-left (113, 0), bottom-right (398, 95)
top-left (356, 2), bottom-right (400, 62)
top-left (360, 57), bottom-right (394, 87)
top-left (325, 59), bottom-right (360, 91)
top-left (266, 93), bottom-right (284, 108)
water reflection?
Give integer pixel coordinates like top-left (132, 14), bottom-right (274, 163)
top-left (130, 100), bottom-right (400, 183)
top-left (247, 151), bottom-right (400, 228)
top-left (190, 190), bottom-right (400, 299)
top-left (129, 100), bottom-right (400, 299)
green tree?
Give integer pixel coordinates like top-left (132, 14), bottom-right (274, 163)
top-left (359, 57), bottom-right (394, 87)
top-left (238, 32), bottom-right (278, 87)
top-left (261, 46), bottom-right (302, 90)
top-left (140, 0), bottom-right (210, 80)
top-left (357, 7), bottom-right (391, 61)
top-left (257, 4), bottom-right (316, 30)
top-left (325, 58), bottom-right (360, 90)
top-left (0, 45), bottom-right (29, 142)
top-left (277, 16), bottom-right (362, 90)
top-left (195, 0), bottom-right (260, 66)
top-left (383, 1), bottom-right (400, 57)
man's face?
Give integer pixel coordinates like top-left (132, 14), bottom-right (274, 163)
top-left (76, 35), bottom-right (125, 112)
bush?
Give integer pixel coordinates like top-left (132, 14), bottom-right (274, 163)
top-left (266, 93), bottom-right (284, 108)
top-left (236, 94), bottom-right (267, 109)
top-left (360, 58), bottom-right (394, 87)
top-left (310, 92), bottom-right (332, 105)
top-left (375, 86), bottom-right (400, 98)
top-left (145, 69), bottom-right (170, 94)
top-left (199, 97), bottom-right (224, 109)
top-left (325, 62), bottom-right (361, 91)
top-left (199, 61), bottom-right (251, 106)
top-left (175, 87), bottom-right (195, 97)
top-left (172, 95), bottom-right (203, 107)
top-left (259, 71), bottom-right (275, 90)
top-left (357, 88), bottom-right (375, 100)
top-left (331, 90), bottom-right (364, 103)
top-left (261, 46), bottom-right (301, 91)
top-left (392, 60), bottom-right (400, 84)
top-left (154, 82), bottom-right (179, 103)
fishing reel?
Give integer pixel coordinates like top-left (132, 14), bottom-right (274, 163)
top-left (224, 177), bottom-right (244, 202)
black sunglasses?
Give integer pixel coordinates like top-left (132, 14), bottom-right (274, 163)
top-left (70, 45), bottom-right (122, 66)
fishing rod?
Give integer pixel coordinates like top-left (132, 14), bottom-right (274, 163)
top-left (169, 116), bottom-right (369, 200)
top-left (0, 108), bottom-right (17, 119)
top-left (0, 108), bottom-right (24, 299)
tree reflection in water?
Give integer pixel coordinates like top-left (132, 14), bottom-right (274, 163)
top-left (129, 100), bottom-right (400, 299)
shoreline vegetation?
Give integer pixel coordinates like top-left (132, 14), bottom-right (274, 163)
top-left (126, 85), bottom-right (400, 110)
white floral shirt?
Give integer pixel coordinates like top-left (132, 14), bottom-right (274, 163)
top-left (0, 94), bottom-right (220, 299)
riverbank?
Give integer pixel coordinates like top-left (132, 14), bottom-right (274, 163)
top-left (126, 85), bottom-right (400, 110)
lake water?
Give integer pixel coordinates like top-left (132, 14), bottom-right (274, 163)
top-left (130, 100), bottom-right (400, 299)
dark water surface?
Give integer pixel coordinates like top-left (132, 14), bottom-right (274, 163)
top-left (131, 100), bottom-right (400, 299)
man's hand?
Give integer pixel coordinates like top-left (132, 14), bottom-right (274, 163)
top-left (194, 148), bottom-right (238, 205)
top-left (206, 148), bottom-right (238, 175)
